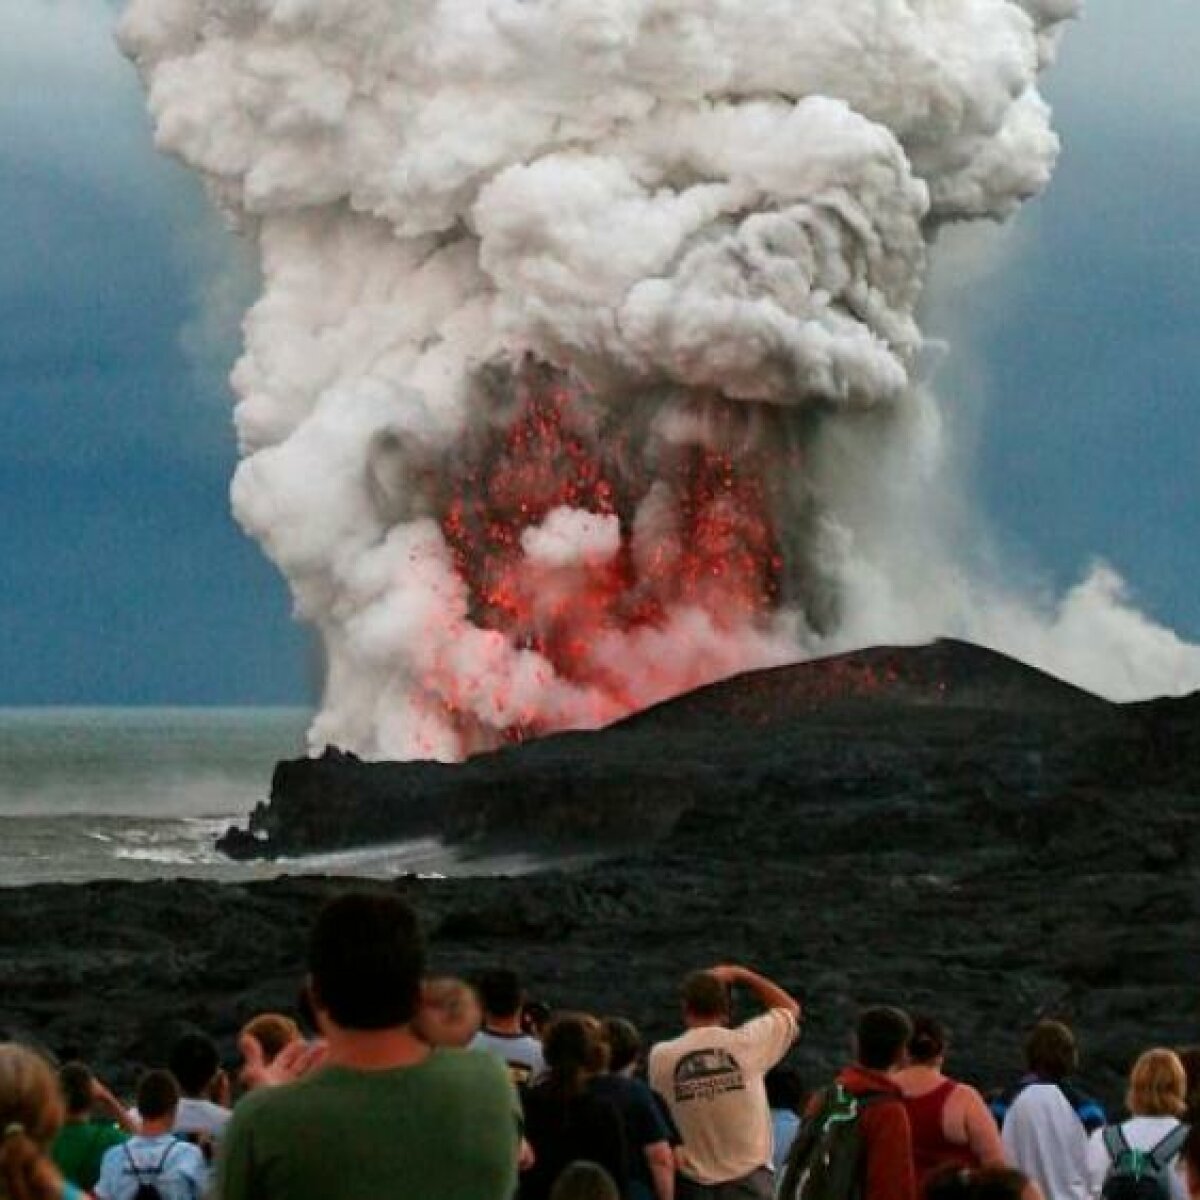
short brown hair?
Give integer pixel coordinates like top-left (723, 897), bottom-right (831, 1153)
top-left (681, 971), bottom-right (729, 1020)
top-left (309, 892), bottom-right (425, 1030)
top-left (240, 1013), bottom-right (301, 1065)
top-left (58, 1062), bottom-right (94, 1117)
top-left (135, 1069), bottom-right (181, 1122)
top-left (600, 1017), bottom-right (642, 1074)
top-left (1126, 1048), bottom-right (1187, 1117)
top-left (1024, 1020), bottom-right (1077, 1080)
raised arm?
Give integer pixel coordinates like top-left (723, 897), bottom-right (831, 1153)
top-left (91, 1077), bottom-right (139, 1133)
top-left (709, 965), bottom-right (801, 1019)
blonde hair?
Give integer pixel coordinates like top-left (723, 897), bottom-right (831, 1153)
top-left (415, 977), bottom-right (483, 1049)
top-left (1126, 1048), bottom-right (1187, 1117)
top-left (0, 1044), bottom-right (66, 1200)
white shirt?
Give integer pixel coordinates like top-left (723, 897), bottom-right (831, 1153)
top-left (1003, 1082), bottom-right (1091, 1200)
top-left (469, 1028), bottom-right (545, 1088)
top-left (95, 1134), bottom-right (206, 1200)
top-left (1085, 1116), bottom-right (1188, 1200)
top-left (648, 1009), bottom-right (798, 1186)
top-left (173, 1096), bottom-right (231, 1140)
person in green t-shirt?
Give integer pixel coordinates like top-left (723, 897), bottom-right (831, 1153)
top-left (217, 892), bottom-right (520, 1200)
top-left (50, 1061), bottom-right (135, 1191)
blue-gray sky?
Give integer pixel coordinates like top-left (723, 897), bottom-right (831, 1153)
top-left (1, 0), bottom-right (1196, 705)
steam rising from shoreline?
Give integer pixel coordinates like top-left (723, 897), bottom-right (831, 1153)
top-left (119, 0), bottom-right (1200, 760)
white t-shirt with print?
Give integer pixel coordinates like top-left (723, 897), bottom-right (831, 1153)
top-left (469, 1028), bottom-right (546, 1088)
top-left (648, 1008), bottom-right (798, 1186)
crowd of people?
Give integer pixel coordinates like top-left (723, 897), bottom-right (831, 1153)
top-left (0, 890), bottom-right (1197, 1200)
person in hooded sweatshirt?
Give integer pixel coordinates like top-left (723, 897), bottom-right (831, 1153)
top-left (802, 1006), bottom-right (918, 1200)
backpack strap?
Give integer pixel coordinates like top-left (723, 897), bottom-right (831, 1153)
top-left (814, 1084), bottom-right (898, 1134)
top-left (154, 1137), bottom-right (180, 1173)
top-left (1059, 1081), bottom-right (1107, 1132)
top-left (1102, 1124), bottom-right (1131, 1163)
top-left (123, 1141), bottom-right (147, 1183)
top-left (1147, 1124), bottom-right (1189, 1169)
top-left (124, 1138), bottom-right (179, 1181)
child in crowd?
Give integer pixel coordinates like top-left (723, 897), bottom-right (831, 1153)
top-left (416, 977), bottom-right (484, 1049)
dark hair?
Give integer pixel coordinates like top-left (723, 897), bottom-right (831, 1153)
top-left (765, 1064), bottom-right (804, 1112)
top-left (549, 1160), bottom-right (621, 1200)
top-left (925, 1165), bottom-right (1029, 1200)
top-left (542, 1013), bottom-right (608, 1098)
top-left (1024, 1020), bottom-right (1077, 1080)
top-left (168, 1033), bottom-right (220, 1097)
top-left (909, 1016), bottom-right (948, 1065)
top-left (522, 1000), bottom-right (552, 1039)
top-left (681, 971), bottom-right (730, 1020)
top-left (855, 1006), bottom-right (913, 1071)
top-left (308, 892), bottom-right (425, 1030)
top-left (58, 1062), bottom-right (94, 1116)
top-left (475, 969), bottom-right (524, 1020)
top-left (600, 1017), bottom-right (641, 1074)
top-left (136, 1070), bottom-right (181, 1122)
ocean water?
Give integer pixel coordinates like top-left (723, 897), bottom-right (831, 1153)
top-left (0, 708), bottom-right (561, 887)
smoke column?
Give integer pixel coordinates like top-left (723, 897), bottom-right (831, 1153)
top-left (119, 0), bottom-right (1200, 761)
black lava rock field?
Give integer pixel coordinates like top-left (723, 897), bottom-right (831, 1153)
top-left (3, 639), bottom-right (1199, 1113)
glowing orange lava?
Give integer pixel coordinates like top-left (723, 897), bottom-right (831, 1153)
top-left (434, 367), bottom-right (783, 741)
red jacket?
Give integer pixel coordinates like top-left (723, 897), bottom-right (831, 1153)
top-left (804, 1065), bottom-right (917, 1200)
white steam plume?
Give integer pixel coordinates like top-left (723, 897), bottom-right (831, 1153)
top-left (119, 0), bottom-right (1200, 761)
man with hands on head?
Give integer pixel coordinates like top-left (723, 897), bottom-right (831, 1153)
top-left (648, 963), bottom-right (801, 1200)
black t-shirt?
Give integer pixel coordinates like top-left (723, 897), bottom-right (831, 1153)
top-left (519, 1081), bottom-right (630, 1200)
top-left (588, 1074), bottom-right (674, 1191)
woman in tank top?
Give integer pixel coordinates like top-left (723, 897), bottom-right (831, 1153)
top-left (895, 1016), bottom-right (1009, 1187)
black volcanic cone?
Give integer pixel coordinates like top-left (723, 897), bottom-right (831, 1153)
top-left (217, 638), bottom-right (1131, 861)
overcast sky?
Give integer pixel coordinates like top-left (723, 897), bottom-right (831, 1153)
top-left (1, 0), bottom-right (1196, 706)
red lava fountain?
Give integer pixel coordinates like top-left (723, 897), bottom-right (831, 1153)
top-left (434, 366), bottom-right (784, 741)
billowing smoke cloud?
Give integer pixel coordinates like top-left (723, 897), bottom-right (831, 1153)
top-left (119, 0), bottom-right (1200, 761)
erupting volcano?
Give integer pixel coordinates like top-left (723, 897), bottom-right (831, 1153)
top-left (119, 0), bottom-right (1200, 761)
top-left (430, 359), bottom-right (788, 745)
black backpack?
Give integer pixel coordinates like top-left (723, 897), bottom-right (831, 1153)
top-left (1100, 1123), bottom-right (1189, 1200)
top-left (123, 1139), bottom-right (180, 1200)
top-left (778, 1083), bottom-right (895, 1200)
